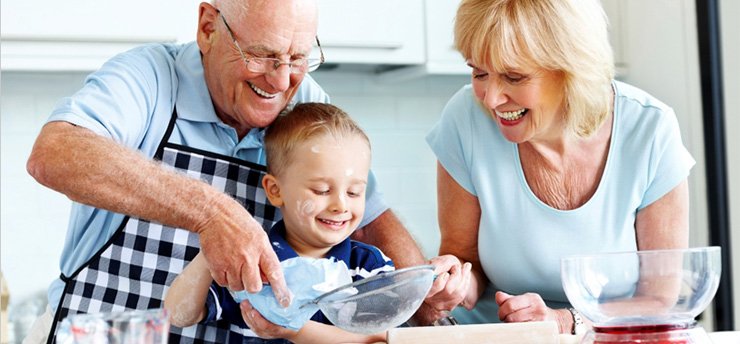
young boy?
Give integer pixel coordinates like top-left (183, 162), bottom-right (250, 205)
top-left (164, 103), bottom-right (394, 343)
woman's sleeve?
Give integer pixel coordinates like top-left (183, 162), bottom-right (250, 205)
top-left (639, 108), bottom-right (696, 209)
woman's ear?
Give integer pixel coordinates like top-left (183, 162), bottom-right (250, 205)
top-left (262, 174), bottom-right (284, 207)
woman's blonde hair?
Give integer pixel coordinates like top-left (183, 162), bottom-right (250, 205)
top-left (264, 103), bottom-right (371, 176)
top-left (455, 0), bottom-right (615, 137)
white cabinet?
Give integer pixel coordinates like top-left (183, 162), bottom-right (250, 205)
top-left (1, 0), bottom-right (201, 71)
top-left (316, 0), bottom-right (425, 65)
top-left (423, 0), bottom-right (467, 74)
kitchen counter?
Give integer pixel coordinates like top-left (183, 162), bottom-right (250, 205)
top-left (384, 323), bottom-right (740, 343)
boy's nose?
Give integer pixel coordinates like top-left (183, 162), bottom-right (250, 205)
top-left (330, 193), bottom-right (348, 213)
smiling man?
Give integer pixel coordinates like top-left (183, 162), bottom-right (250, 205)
top-left (24, 0), bottom-right (426, 342)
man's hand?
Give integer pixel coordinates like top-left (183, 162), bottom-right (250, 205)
top-left (196, 193), bottom-right (291, 308)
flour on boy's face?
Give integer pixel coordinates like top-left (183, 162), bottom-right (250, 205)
top-left (276, 134), bottom-right (371, 257)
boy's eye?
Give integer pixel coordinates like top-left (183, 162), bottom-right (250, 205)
top-left (312, 189), bottom-right (330, 195)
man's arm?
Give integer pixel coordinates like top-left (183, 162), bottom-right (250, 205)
top-left (27, 122), bottom-right (290, 304)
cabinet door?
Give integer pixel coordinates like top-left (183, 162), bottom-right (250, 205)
top-left (317, 0), bottom-right (425, 65)
top-left (0, 0), bottom-right (201, 71)
top-left (1, 0), bottom-right (200, 43)
top-left (424, 0), bottom-right (467, 74)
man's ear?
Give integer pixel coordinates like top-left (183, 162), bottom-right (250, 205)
top-left (262, 174), bottom-right (284, 207)
top-left (196, 2), bottom-right (219, 54)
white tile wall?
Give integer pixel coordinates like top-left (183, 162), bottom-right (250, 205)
top-left (0, 70), bottom-right (470, 306)
top-left (1, 72), bottom-right (91, 306)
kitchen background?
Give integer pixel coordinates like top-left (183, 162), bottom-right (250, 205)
top-left (1, 0), bottom-right (738, 341)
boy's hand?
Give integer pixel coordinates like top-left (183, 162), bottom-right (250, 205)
top-left (240, 300), bottom-right (297, 340)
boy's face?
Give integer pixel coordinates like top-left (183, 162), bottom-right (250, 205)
top-left (262, 133), bottom-right (370, 257)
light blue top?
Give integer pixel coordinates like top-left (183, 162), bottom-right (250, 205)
top-left (425, 80), bottom-right (695, 323)
top-left (45, 42), bottom-right (387, 311)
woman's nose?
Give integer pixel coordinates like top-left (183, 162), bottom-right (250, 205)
top-left (483, 80), bottom-right (508, 109)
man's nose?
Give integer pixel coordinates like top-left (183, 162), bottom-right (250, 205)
top-left (265, 63), bottom-right (292, 92)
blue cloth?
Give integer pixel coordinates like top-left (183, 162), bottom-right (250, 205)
top-left (44, 42), bottom-right (388, 311)
top-left (204, 220), bottom-right (395, 332)
top-left (229, 257), bottom-right (352, 331)
top-left (426, 80), bottom-right (695, 324)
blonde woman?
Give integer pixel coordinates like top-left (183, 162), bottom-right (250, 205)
top-left (422, 0), bottom-right (695, 335)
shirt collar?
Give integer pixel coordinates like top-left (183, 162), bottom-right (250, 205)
top-left (173, 42), bottom-right (221, 124)
top-left (268, 221), bottom-right (353, 265)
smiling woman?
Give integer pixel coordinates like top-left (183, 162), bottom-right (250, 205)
top-left (420, 0), bottom-right (696, 335)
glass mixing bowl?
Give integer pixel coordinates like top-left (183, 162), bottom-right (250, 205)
top-left (309, 265), bottom-right (435, 334)
top-left (561, 247), bottom-right (721, 328)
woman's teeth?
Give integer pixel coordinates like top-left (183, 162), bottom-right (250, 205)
top-left (249, 82), bottom-right (278, 99)
top-left (496, 108), bottom-right (527, 121)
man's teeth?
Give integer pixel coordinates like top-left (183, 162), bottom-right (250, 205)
top-left (496, 108), bottom-right (527, 121)
top-left (249, 82), bottom-right (278, 98)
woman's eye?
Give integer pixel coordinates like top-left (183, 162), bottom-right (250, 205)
top-left (472, 69), bottom-right (488, 80)
top-left (504, 73), bottom-right (525, 83)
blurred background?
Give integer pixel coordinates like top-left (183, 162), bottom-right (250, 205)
top-left (1, 0), bottom-right (738, 342)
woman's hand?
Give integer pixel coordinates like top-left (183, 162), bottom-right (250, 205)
top-left (495, 291), bottom-right (573, 334)
top-left (240, 300), bottom-right (297, 341)
top-left (424, 255), bottom-right (473, 314)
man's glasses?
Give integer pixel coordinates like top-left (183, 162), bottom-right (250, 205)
top-left (217, 10), bottom-right (325, 74)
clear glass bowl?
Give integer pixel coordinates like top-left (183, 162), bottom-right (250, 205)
top-left (561, 247), bottom-right (721, 327)
top-left (57, 308), bottom-right (169, 344)
top-left (311, 265), bottom-right (435, 334)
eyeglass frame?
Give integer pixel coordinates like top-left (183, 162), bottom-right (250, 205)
top-left (216, 9), bottom-right (325, 74)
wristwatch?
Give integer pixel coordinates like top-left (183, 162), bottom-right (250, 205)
top-left (432, 315), bottom-right (459, 326)
top-left (568, 307), bottom-right (586, 335)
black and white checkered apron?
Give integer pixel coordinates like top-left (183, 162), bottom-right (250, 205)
top-left (47, 109), bottom-right (281, 343)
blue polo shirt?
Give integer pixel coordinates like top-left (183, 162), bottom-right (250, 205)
top-left (204, 220), bottom-right (395, 329)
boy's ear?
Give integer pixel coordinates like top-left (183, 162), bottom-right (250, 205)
top-left (262, 174), bottom-right (284, 207)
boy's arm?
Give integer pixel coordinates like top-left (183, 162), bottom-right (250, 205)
top-left (241, 302), bottom-right (385, 344)
top-left (292, 321), bottom-right (385, 344)
top-left (164, 253), bottom-right (213, 327)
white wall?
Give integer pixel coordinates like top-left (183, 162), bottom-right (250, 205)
top-left (1, 72), bottom-right (89, 303)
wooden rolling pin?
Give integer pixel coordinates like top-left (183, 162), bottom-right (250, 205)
top-left (387, 321), bottom-right (560, 343)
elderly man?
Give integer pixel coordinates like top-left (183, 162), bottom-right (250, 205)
top-left (24, 0), bottom-right (437, 342)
